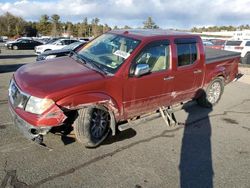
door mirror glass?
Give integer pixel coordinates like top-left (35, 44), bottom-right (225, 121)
top-left (134, 64), bottom-right (150, 77)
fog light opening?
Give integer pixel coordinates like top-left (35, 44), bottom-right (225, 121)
top-left (30, 128), bottom-right (39, 135)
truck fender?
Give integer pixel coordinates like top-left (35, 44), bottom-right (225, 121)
top-left (56, 92), bottom-right (119, 135)
top-left (205, 66), bottom-right (226, 88)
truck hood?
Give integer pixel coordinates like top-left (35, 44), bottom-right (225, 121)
top-left (14, 56), bottom-right (105, 99)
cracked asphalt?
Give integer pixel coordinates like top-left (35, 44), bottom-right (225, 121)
top-left (0, 46), bottom-right (250, 188)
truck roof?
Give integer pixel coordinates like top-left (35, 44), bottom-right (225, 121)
top-left (109, 29), bottom-right (197, 40)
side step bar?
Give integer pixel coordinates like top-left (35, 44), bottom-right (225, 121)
top-left (159, 106), bottom-right (177, 127)
top-left (118, 113), bottom-right (161, 131)
top-left (118, 102), bottom-right (189, 132)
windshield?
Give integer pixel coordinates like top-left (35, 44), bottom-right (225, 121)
top-left (51, 40), bottom-right (61, 45)
top-left (77, 33), bottom-right (140, 74)
top-left (46, 38), bottom-right (59, 44)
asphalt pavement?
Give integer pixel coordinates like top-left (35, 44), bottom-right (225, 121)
top-left (0, 46), bottom-right (249, 188)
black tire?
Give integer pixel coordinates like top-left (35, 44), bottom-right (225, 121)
top-left (13, 45), bottom-right (18, 50)
top-left (74, 106), bottom-right (111, 148)
top-left (242, 53), bottom-right (250, 64)
top-left (197, 77), bottom-right (224, 108)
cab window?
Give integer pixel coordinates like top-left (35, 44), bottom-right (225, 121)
top-left (175, 38), bottom-right (198, 67)
top-left (134, 42), bottom-right (169, 73)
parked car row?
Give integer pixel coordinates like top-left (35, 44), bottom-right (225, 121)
top-left (34, 39), bottom-right (79, 54)
top-left (4, 37), bottom-right (90, 51)
top-left (202, 39), bottom-right (225, 50)
top-left (1, 36), bottom-right (91, 63)
top-left (202, 38), bottom-right (250, 64)
top-left (36, 41), bottom-right (85, 61)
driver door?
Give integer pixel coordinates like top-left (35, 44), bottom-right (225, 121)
top-left (123, 40), bottom-right (174, 119)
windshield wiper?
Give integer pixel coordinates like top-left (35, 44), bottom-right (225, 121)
top-left (86, 59), bottom-right (109, 75)
top-left (70, 51), bottom-right (112, 76)
top-left (69, 51), bottom-right (86, 64)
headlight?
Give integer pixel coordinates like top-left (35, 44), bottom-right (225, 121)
top-left (45, 55), bottom-right (56, 59)
top-left (25, 96), bottom-right (54, 115)
top-left (36, 55), bottom-right (46, 61)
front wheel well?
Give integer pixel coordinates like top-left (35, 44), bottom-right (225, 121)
top-left (69, 104), bottom-right (117, 136)
top-left (73, 105), bottom-right (116, 147)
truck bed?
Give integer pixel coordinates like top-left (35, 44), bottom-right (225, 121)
top-left (205, 47), bottom-right (241, 64)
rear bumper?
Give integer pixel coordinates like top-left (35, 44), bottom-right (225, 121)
top-left (9, 106), bottom-right (51, 140)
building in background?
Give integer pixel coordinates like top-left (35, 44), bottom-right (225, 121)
top-left (196, 30), bottom-right (250, 40)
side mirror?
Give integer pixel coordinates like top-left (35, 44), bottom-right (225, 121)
top-left (134, 64), bottom-right (150, 77)
top-left (57, 42), bottom-right (63, 45)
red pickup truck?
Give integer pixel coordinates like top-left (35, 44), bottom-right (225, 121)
top-left (8, 30), bottom-right (240, 147)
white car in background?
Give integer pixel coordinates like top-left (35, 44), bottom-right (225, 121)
top-left (224, 39), bottom-right (250, 64)
top-left (35, 39), bottom-right (79, 54)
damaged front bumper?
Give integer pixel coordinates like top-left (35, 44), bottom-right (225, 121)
top-left (9, 106), bottom-right (52, 140)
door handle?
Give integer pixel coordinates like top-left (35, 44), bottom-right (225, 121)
top-left (193, 69), bottom-right (202, 74)
top-left (164, 76), bottom-right (174, 81)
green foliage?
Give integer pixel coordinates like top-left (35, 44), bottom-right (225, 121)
top-left (191, 25), bottom-right (250, 32)
top-left (113, 26), bottom-right (119, 30)
top-left (51, 14), bottom-right (61, 36)
top-left (143, 16), bottom-right (159, 29)
top-left (37, 14), bottom-right (52, 36)
top-left (123, 25), bottom-right (131, 29)
top-left (2, 12), bottom-right (250, 38)
top-left (0, 12), bottom-right (26, 37)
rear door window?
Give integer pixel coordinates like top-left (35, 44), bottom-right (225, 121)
top-left (175, 38), bottom-right (198, 67)
top-left (63, 40), bottom-right (71, 45)
top-left (70, 40), bottom-right (78, 44)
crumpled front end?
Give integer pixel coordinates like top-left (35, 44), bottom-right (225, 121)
top-left (8, 79), bottom-right (67, 140)
top-left (9, 106), bottom-right (51, 140)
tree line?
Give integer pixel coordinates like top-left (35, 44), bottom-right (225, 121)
top-left (0, 12), bottom-right (159, 38)
top-left (1, 12), bottom-right (250, 38)
top-left (191, 25), bottom-right (250, 33)
top-left (0, 12), bottom-right (112, 38)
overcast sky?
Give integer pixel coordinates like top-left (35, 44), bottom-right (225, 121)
top-left (0, 0), bottom-right (250, 29)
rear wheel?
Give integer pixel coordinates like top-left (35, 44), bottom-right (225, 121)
top-left (197, 77), bottom-right (224, 108)
top-left (74, 106), bottom-right (111, 148)
top-left (242, 53), bottom-right (250, 64)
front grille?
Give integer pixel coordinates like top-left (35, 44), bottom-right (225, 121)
top-left (8, 79), bottom-right (29, 109)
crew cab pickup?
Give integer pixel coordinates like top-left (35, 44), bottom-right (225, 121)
top-left (8, 29), bottom-right (240, 147)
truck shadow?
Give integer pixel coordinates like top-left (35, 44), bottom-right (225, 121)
top-left (179, 97), bottom-right (214, 188)
top-left (0, 64), bottom-right (25, 73)
top-left (103, 128), bottom-right (137, 146)
top-left (50, 123), bottom-right (137, 146)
